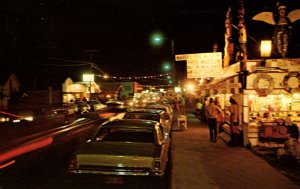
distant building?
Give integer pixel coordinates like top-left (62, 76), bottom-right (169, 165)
top-left (97, 82), bottom-right (123, 102)
top-left (120, 81), bottom-right (143, 99)
top-left (0, 73), bottom-right (21, 109)
top-left (62, 77), bottom-right (102, 104)
top-left (62, 79), bottom-right (144, 104)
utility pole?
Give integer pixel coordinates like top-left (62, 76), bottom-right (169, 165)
top-left (84, 49), bottom-right (99, 72)
top-left (237, 0), bottom-right (249, 147)
top-left (84, 49), bottom-right (98, 100)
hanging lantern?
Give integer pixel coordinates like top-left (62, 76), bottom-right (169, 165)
top-left (260, 40), bottom-right (272, 57)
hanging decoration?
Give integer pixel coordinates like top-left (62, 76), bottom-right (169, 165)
top-left (96, 72), bottom-right (172, 81)
top-left (282, 72), bottom-right (300, 93)
top-left (253, 73), bottom-right (274, 96)
top-left (252, 1), bottom-right (300, 58)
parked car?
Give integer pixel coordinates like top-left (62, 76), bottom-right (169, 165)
top-left (105, 99), bottom-right (124, 107)
top-left (87, 100), bottom-right (107, 111)
top-left (66, 103), bottom-right (79, 115)
top-left (123, 108), bottom-right (171, 136)
top-left (68, 119), bottom-right (170, 186)
top-left (75, 101), bottom-right (91, 114)
top-left (135, 103), bottom-right (174, 125)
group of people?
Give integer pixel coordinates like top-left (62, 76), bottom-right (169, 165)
top-left (196, 95), bottom-right (240, 144)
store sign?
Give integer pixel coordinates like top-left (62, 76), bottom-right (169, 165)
top-left (82, 74), bottom-right (95, 82)
top-left (175, 52), bottom-right (222, 79)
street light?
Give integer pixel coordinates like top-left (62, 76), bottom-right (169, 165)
top-left (162, 62), bottom-right (171, 72)
top-left (151, 33), bottom-right (176, 89)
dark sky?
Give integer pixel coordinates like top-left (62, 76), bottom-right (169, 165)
top-left (1, 0), bottom-right (300, 89)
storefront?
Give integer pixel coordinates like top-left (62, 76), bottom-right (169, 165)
top-left (245, 62), bottom-right (300, 147)
top-left (62, 78), bottom-right (101, 104)
top-left (200, 58), bottom-right (300, 147)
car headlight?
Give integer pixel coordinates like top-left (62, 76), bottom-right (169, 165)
top-left (24, 116), bottom-right (34, 122)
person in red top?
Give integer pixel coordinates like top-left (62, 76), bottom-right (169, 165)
top-left (214, 98), bottom-right (224, 135)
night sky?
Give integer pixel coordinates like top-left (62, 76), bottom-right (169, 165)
top-left (1, 0), bottom-right (300, 89)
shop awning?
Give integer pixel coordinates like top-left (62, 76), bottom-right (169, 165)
top-left (199, 75), bottom-right (241, 95)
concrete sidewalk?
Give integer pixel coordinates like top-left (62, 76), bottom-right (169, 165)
top-left (170, 112), bottom-right (300, 189)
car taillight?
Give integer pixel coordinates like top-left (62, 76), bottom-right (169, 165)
top-left (68, 155), bottom-right (78, 170)
top-left (154, 159), bottom-right (161, 170)
top-left (153, 158), bottom-right (163, 176)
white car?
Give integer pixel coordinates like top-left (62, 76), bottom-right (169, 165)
top-left (87, 100), bottom-right (107, 111)
top-left (75, 101), bottom-right (91, 114)
top-left (66, 103), bottom-right (79, 115)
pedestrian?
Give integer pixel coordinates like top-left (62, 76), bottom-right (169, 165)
top-left (290, 123), bottom-right (299, 142)
top-left (205, 97), bottom-right (221, 143)
top-left (229, 96), bottom-right (240, 145)
top-left (285, 114), bottom-right (292, 126)
top-left (216, 108), bottom-right (224, 134)
top-left (215, 107), bottom-right (224, 135)
top-left (179, 95), bottom-right (185, 115)
top-left (174, 96), bottom-right (180, 114)
top-left (195, 99), bottom-right (203, 118)
top-left (213, 97), bottom-right (224, 134)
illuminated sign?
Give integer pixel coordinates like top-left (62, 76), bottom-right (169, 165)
top-left (175, 52), bottom-right (222, 79)
top-left (82, 74), bottom-right (95, 82)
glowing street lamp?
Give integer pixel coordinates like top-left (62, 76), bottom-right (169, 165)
top-left (162, 62), bottom-right (171, 72)
top-left (150, 32), bottom-right (176, 88)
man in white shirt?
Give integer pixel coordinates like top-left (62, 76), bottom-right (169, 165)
top-left (205, 98), bottom-right (221, 142)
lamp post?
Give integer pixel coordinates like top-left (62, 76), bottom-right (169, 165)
top-left (151, 33), bottom-right (176, 89)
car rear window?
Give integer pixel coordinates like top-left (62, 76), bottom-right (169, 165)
top-left (100, 129), bottom-right (154, 143)
top-left (124, 113), bottom-right (160, 121)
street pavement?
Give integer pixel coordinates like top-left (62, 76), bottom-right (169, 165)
top-left (170, 109), bottom-right (300, 189)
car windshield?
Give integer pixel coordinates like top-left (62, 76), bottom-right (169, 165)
top-left (96, 128), bottom-right (154, 143)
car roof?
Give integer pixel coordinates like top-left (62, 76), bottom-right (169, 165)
top-left (126, 108), bottom-right (165, 114)
top-left (102, 119), bottom-right (160, 130)
top-left (88, 100), bottom-right (99, 102)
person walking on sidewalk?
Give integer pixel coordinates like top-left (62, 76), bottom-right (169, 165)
top-left (205, 97), bottom-right (221, 142)
top-left (214, 99), bottom-right (224, 135)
